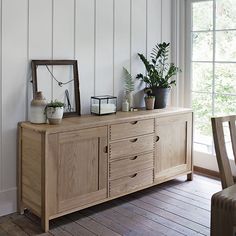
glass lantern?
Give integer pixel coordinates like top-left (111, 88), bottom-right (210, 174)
top-left (91, 95), bottom-right (117, 115)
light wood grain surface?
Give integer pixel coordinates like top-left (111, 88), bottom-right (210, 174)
top-left (19, 107), bottom-right (193, 232)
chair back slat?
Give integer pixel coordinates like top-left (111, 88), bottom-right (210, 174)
top-left (229, 116), bottom-right (236, 165)
top-left (211, 116), bottom-right (234, 189)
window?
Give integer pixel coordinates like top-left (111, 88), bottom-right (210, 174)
top-left (190, 0), bottom-right (236, 157)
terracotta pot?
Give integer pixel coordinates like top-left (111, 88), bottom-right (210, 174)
top-left (145, 97), bottom-right (155, 110)
top-left (46, 107), bottom-right (64, 125)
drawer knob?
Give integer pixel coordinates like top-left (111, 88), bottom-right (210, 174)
top-left (130, 138), bottom-right (138, 143)
top-left (130, 173), bottom-right (138, 178)
top-left (130, 121), bottom-right (138, 125)
top-left (104, 146), bottom-right (108, 153)
top-left (156, 136), bottom-right (160, 142)
top-left (130, 156), bottom-right (138, 160)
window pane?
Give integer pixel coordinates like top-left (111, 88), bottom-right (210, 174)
top-left (215, 31), bottom-right (236, 61)
top-left (192, 63), bottom-right (213, 93)
top-left (192, 92), bottom-right (212, 123)
top-left (192, 32), bottom-right (213, 61)
top-left (194, 142), bottom-right (213, 154)
top-left (211, 123), bottom-right (234, 159)
top-left (194, 121), bottom-right (213, 154)
top-left (214, 94), bottom-right (236, 117)
top-left (216, 0), bottom-right (236, 30)
top-left (215, 63), bottom-right (236, 95)
top-left (221, 122), bottom-right (234, 159)
top-left (192, 1), bottom-right (213, 31)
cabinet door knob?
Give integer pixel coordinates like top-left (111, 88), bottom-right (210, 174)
top-left (104, 146), bottom-right (108, 153)
top-left (156, 136), bottom-right (160, 142)
top-left (130, 156), bottom-right (138, 160)
top-left (130, 173), bottom-right (138, 178)
top-left (130, 121), bottom-right (138, 125)
top-left (130, 138), bottom-right (138, 143)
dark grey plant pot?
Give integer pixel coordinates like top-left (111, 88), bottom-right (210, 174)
top-left (149, 87), bottom-right (170, 109)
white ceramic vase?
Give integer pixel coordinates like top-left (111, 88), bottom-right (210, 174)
top-left (30, 91), bottom-right (47, 124)
top-left (46, 107), bottom-right (64, 125)
top-left (127, 91), bottom-right (134, 110)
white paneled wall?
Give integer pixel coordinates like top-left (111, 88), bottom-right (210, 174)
top-left (0, 0), bottom-right (172, 215)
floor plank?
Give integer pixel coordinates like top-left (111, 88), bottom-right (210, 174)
top-left (67, 212), bottom-right (121, 236)
top-left (103, 201), bottom-right (184, 236)
top-left (0, 174), bottom-right (221, 235)
top-left (81, 208), bottom-right (132, 235)
top-left (114, 198), bottom-right (202, 236)
top-left (124, 195), bottom-right (210, 236)
top-left (91, 204), bottom-right (161, 236)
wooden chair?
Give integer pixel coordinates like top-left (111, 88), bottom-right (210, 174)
top-left (211, 115), bottom-right (236, 236)
top-left (211, 115), bottom-right (236, 189)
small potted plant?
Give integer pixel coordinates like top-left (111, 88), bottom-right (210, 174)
top-left (144, 88), bottom-right (155, 110)
top-left (46, 100), bottom-right (64, 125)
top-left (136, 42), bottom-right (181, 109)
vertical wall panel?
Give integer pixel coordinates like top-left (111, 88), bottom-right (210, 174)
top-left (76, 0), bottom-right (95, 115)
top-left (114, 0), bottom-right (131, 109)
top-left (53, 0), bottom-right (75, 107)
top-left (162, 0), bottom-right (172, 105)
top-left (0, 0), bottom-right (174, 216)
top-left (53, 0), bottom-right (74, 59)
top-left (2, 0), bottom-right (28, 190)
top-left (95, 0), bottom-right (114, 96)
top-left (29, 0), bottom-right (53, 101)
top-left (147, 0), bottom-right (162, 56)
top-left (0, 0), bottom-right (2, 192)
top-left (162, 0), bottom-right (171, 43)
top-left (131, 0), bottom-right (147, 108)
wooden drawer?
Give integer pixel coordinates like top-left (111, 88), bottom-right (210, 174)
top-left (110, 119), bottom-right (154, 140)
top-left (109, 152), bottom-right (153, 180)
top-left (109, 169), bottom-right (153, 197)
top-left (109, 134), bottom-right (154, 160)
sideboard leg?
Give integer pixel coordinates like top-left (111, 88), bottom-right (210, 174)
top-left (18, 204), bottom-right (25, 215)
top-left (187, 172), bottom-right (193, 181)
top-left (42, 217), bottom-right (49, 233)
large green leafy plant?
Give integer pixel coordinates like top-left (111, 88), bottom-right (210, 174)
top-left (136, 42), bottom-right (181, 88)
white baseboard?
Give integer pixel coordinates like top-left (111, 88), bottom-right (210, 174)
top-left (0, 188), bottom-right (17, 216)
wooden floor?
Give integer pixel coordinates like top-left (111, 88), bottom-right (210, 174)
top-left (0, 174), bottom-right (221, 236)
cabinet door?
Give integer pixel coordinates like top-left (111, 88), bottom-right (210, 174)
top-left (154, 113), bottom-right (192, 183)
top-left (57, 126), bottom-right (108, 212)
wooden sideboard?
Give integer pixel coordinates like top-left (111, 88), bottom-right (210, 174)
top-left (18, 107), bottom-right (193, 232)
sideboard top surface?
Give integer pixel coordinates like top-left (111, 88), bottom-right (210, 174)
top-left (20, 107), bottom-right (192, 134)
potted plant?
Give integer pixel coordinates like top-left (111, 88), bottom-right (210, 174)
top-left (144, 88), bottom-right (155, 110)
top-left (46, 100), bottom-right (64, 125)
top-left (136, 42), bottom-right (181, 109)
top-left (145, 95), bottom-right (155, 110)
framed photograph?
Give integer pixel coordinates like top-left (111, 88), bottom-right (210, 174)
top-left (31, 60), bottom-right (81, 117)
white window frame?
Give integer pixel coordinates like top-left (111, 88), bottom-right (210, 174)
top-left (186, 0), bottom-right (236, 173)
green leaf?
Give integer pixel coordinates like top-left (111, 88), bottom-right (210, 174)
top-left (123, 67), bottom-right (135, 93)
top-left (136, 42), bottom-right (181, 88)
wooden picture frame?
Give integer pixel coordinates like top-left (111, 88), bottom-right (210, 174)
top-left (31, 60), bottom-right (81, 117)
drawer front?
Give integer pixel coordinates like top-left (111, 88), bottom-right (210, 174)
top-left (110, 134), bottom-right (154, 160)
top-left (110, 119), bottom-right (154, 140)
top-left (109, 169), bottom-right (153, 197)
top-left (110, 152), bottom-right (154, 180)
